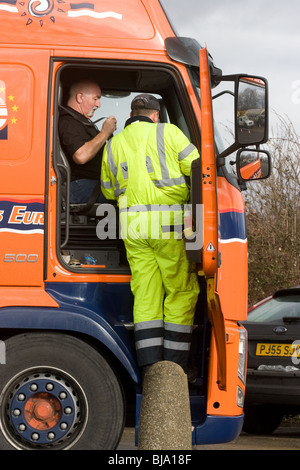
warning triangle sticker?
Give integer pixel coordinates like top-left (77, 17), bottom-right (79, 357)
top-left (205, 241), bottom-right (216, 252)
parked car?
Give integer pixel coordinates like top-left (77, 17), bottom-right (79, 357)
top-left (238, 115), bottom-right (254, 127)
top-left (242, 286), bottom-right (300, 434)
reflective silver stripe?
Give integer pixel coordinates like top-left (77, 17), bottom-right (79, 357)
top-left (120, 161), bottom-right (128, 180)
top-left (152, 176), bottom-right (186, 188)
top-left (146, 155), bottom-right (154, 173)
top-left (163, 340), bottom-right (190, 351)
top-left (156, 123), bottom-right (169, 180)
top-left (164, 322), bottom-right (193, 333)
top-left (164, 323), bottom-right (192, 351)
top-left (106, 140), bottom-right (124, 197)
top-left (101, 179), bottom-right (113, 189)
top-left (120, 204), bottom-right (183, 213)
top-left (106, 140), bottom-right (117, 176)
top-left (136, 338), bottom-right (164, 350)
top-left (116, 187), bottom-right (126, 196)
top-left (134, 320), bottom-right (163, 331)
top-left (178, 143), bottom-right (197, 161)
top-left (154, 124), bottom-right (187, 187)
top-left (161, 225), bottom-right (183, 233)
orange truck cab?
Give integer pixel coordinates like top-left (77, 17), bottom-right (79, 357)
top-left (0, 0), bottom-right (271, 450)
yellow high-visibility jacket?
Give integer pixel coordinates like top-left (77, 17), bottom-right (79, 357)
top-left (101, 120), bottom-right (200, 209)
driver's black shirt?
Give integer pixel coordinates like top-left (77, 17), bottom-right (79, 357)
top-left (58, 106), bottom-right (102, 181)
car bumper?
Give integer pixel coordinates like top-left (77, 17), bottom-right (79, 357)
top-left (245, 368), bottom-right (300, 405)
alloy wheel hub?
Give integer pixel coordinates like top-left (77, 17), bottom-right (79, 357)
top-left (3, 371), bottom-right (84, 449)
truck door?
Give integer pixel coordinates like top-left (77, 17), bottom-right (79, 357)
top-left (185, 46), bottom-right (227, 390)
top-left (199, 47), bottom-right (226, 390)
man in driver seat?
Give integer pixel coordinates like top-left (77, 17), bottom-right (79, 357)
top-left (59, 79), bottom-right (117, 204)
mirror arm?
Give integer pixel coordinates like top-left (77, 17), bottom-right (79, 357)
top-left (212, 73), bottom-right (241, 83)
top-left (217, 141), bottom-right (240, 160)
top-left (212, 90), bottom-right (235, 100)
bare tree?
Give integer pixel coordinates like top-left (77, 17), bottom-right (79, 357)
top-left (244, 114), bottom-right (300, 305)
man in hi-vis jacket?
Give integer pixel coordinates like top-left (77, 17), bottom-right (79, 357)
top-left (101, 94), bottom-right (199, 375)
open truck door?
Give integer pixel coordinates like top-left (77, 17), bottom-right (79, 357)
top-left (189, 47), bottom-right (226, 390)
top-left (183, 47), bottom-right (271, 392)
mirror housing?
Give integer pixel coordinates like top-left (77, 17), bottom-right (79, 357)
top-left (235, 76), bottom-right (268, 146)
top-left (213, 74), bottom-right (269, 159)
top-left (236, 149), bottom-right (271, 181)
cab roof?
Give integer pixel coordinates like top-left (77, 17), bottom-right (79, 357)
top-left (0, 0), bottom-right (174, 49)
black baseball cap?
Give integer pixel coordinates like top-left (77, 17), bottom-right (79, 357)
top-left (131, 93), bottom-right (160, 111)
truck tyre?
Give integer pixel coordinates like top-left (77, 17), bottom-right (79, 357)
top-left (242, 404), bottom-right (283, 435)
top-left (0, 332), bottom-right (125, 450)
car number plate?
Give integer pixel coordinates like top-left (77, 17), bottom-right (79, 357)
top-left (256, 343), bottom-right (300, 357)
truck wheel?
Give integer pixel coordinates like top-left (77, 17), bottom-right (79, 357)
top-left (242, 404), bottom-right (283, 435)
top-left (0, 332), bottom-right (125, 450)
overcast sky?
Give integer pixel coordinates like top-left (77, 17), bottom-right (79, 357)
top-left (161, 0), bottom-right (300, 137)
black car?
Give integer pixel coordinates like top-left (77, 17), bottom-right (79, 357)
top-left (242, 286), bottom-right (300, 434)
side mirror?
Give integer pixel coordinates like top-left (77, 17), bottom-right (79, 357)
top-left (213, 74), bottom-right (269, 159)
top-left (236, 149), bottom-right (271, 181)
top-left (235, 77), bottom-right (268, 146)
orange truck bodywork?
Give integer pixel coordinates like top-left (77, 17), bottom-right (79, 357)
top-left (0, 0), bottom-right (256, 449)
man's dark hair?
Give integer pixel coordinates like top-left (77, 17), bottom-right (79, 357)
top-left (131, 100), bottom-right (158, 117)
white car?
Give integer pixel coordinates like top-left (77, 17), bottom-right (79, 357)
top-left (238, 115), bottom-right (254, 127)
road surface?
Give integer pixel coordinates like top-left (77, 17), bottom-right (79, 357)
top-left (118, 419), bottom-right (300, 450)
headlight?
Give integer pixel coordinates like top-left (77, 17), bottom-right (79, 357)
top-left (238, 327), bottom-right (247, 384)
top-left (237, 386), bottom-right (244, 408)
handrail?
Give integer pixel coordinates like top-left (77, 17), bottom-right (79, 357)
top-left (57, 163), bottom-right (70, 249)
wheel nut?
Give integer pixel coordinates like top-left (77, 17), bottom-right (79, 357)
top-left (60, 422), bottom-right (68, 430)
top-left (59, 392), bottom-right (67, 400)
top-left (18, 424), bottom-right (26, 432)
top-left (30, 383), bottom-right (38, 392)
top-left (31, 433), bottom-right (39, 440)
top-left (17, 393), bottom-right (26, 401)
top-left (48, 432), bottom-right (55, 440)
top-left (64, 406), bottom-right (72, 415)
top-left (13, 408), bottom-right (21, 416)
top-left (46, 383), bottom-right (54, 391)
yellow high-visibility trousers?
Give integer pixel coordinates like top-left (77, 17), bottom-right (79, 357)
top-left (121, 209), bottom-right (199, 368)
